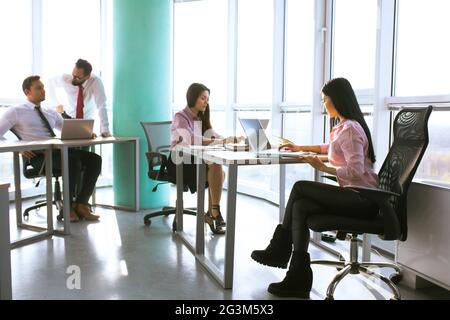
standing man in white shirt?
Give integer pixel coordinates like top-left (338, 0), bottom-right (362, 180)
top-left (48, 59), bottom-right (111, 137)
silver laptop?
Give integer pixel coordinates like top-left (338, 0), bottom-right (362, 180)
top-left (59, 119), bottom-right (94, 140)
top-left (238, 118), bottom-right (307, 158)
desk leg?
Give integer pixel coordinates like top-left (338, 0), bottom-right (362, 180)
top-left (175, 160), bottom-right (184, 232)
top-left (279, 164), bottom-right (286, 223)
top-left (134, 140), bottom-right (140, 211)
top-left (224, 164), bottom-right (238, 289)
top-left (13, 152), bottom-right (22, 226)
top-left (196, 162), bottom-right (206, 255)
top-left (0, 185), bottom-right (12, 300)
top-left (45, 148), bottom-right (53, 233)
top-left (61, 146), bottom-right (71, 235)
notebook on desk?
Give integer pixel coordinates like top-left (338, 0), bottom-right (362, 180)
top-left (238, 118), bottom-right (311, 158)
top-left (58, 119), bottom-right (94, 140)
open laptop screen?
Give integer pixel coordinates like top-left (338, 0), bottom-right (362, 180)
top-left (59, 119), bottom-right (94, 140)
top-left (238, 118), bottom-right (271, 152)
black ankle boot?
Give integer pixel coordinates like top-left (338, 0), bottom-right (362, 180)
top-left (251, 224), bottom-right (292, 269)
top-left (267, 251), bottom-right (313, 299)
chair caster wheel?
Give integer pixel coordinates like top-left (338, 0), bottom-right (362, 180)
top-left (389, 273), bottom-right (402, 285)
top-left (144, 217), bottom-right (152, 226)
top-left (325, 296), bottom-right (334, 300)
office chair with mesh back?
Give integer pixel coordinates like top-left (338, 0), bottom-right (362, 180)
top-left (141, 121), bottom-right (196, 232)
top-left (306, 106), bottom-right (432, 300)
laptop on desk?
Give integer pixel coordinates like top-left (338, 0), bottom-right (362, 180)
top-left (238, 118), bottom-right (310, 158)
top-left (59, 119), bottom-right (94, 140)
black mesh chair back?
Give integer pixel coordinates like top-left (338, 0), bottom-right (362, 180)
top-left (377, 107), bottom-right (432, 241)
top-left (140, 121), bottom-right (174, 183)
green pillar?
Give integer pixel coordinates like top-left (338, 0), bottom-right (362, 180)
top-left (113, 0), bottom-right (171, 209)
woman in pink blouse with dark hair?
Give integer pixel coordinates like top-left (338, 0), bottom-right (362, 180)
top-left (167, 83), bottom-right (243, 234)
top-left (251, 78), bottom-right (379, 298)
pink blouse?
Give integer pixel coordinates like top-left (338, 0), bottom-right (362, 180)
top-left (170, 106), bottom-right (222, 150)
top-left (320, 120), bottom-right (379, 188)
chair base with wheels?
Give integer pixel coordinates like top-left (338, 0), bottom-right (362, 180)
top-left (23, 177), bottom-right (64, 221)
top-left (311, 234), bottom-right (402, 300)
top-left (143, 206), bottom-right (197, 232)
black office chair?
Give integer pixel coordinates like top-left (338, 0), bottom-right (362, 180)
top-left (306, 106), bottom-right (432, 300)
top-left (141, 121), bottom-right (196, 231)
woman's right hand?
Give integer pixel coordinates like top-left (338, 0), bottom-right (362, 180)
top-left (224, 136), bottom-right (243, 144)
top-left (279, 143), bottom-right (301, 152)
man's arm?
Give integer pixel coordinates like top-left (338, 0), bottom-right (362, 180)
top-left (92, 78), bottom-right (111, 136)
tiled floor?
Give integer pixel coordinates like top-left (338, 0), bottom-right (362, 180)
top-left (8, 188), bottom-right (450, 300)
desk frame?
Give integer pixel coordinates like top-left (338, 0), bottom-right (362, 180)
top-left (52, 137), bottom-right (140, 235)
top-left (0, 142), bottom-right (54, 248)
top-left (175, 148), bottom-right (316, 289)
top-left (0, 183), bottom-right (12, 300)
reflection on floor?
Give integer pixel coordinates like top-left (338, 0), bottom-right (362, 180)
top-left (8, 187), bottom-right (450, 300)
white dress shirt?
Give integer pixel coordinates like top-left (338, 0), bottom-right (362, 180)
top-left (47, 74), bottom-right (110, 133)
top-left (0, 101), bottom-right (63, 141)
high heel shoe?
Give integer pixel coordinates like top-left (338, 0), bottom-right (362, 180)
top-left (205, 211), bottom-right (225, 235)
top-left (212, 204), bottom-right (226, 227)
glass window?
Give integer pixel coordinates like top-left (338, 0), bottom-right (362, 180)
top-left (332, 0), bottom-right (378, 91)
top-left (0, 0), bottom-right (32, 100)
top-left (395, 0), bottom-right (450, 96)
top-left (283, 112), bottom-right (313, 191)
top-left (411, 110), bottom-right (450, 186)
top-left (173, 0), bottom-right (228, 106)
top-left (41, 0), bottom-right (102, 80)
top-left (284, 0), bottom-right (315, 104)
top-left (236, 0), bottom-right (273, 104)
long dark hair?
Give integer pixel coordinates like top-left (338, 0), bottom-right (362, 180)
top-left (322, 78), bottom-right (376, 163)
top-left (186, 83), bottom-right (212, 134)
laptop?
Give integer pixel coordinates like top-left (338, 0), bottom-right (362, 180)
top-left (59, 119), bottom-right (94, 140)
top-left (238, 118), bottom-right (309, 158)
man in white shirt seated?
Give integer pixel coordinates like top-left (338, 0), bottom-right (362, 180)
top-left (0, 75), bottom-right (101, 222)
top-left (47, 58), bottom-right (111, 137)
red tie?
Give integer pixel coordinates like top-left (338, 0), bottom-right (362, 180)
top-left (76, 85), bottom-right (84, 119)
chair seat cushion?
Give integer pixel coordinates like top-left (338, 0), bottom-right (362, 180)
top-left (307, 214), bottom-right (385, 235)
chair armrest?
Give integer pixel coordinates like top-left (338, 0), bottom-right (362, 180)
top-left (345, 186), bottom-right (402, 240)
top-left (321, 175), bottom-right (337, 183)
top-left (145, 152), bottom-right (168, 178)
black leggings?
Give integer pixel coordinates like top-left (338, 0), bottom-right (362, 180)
top-left (282, 181), bottom-right (378, 252)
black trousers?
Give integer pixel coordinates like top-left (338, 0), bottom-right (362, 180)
top-left (30, 149), bottom-right (102, 204)
top-left (282, 181), bottom-right (379, 252)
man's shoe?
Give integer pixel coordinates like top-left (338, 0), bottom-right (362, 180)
top-left (74, 203), bottom-right (100, 221)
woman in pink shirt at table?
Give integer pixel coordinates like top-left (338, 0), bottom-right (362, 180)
top-left (251, 78), bottom-right (379, 298)
top-left (167, 83), bottom-right (243, 235)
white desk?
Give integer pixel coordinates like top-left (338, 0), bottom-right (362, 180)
top-left (0, 183), bottom-right (12, 300)
top-left (51, 137), bottom-right (140, 235)
top-left (175, 147), bottom-right (327, 289)
top-left (0, 141), bottom-right (54, 248)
